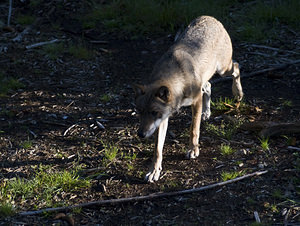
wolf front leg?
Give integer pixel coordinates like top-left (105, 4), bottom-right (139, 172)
top-left (145, 117), bottom-right (169, 182)
top-left (187, 93), bottom-right (203, 159)
top-left (231, 62), bottom-right (243, 101)
top-left (202, 81), bottom-right (211, 121)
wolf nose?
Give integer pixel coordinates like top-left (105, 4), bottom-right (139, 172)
top-left (138, 130), bottom-right (146, 138)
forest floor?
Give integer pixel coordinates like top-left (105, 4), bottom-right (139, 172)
top-left (0, 1), bottom-right (299, 225)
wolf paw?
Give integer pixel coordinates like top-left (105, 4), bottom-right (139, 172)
top-left (186, 147), bottom-right (199, 159)
top-left (202, 108), bottom-right (211, 121)
top-left (145, 168), bottom-right (161, 183)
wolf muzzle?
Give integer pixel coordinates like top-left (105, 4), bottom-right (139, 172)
top-left (137, 129), bottom-right (146, 139)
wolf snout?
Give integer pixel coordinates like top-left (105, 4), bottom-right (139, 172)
top-left (137, 130), bottom-right (146, 138)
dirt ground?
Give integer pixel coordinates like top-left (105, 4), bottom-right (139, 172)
top-left (0, 1), bottom-right (300, 225)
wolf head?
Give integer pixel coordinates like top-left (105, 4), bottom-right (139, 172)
top-left (134, 84), bottom-right (173, 138)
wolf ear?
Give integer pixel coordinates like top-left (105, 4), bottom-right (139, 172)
top-left (133, 84), bottom-right (145, 98)
top-left (156, 86), bottom-right (170, 102)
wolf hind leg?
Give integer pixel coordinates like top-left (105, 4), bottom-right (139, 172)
top-left (218, 60), bottom-right (243, 101)
top-left (231, 62), bottom-right (243, 101)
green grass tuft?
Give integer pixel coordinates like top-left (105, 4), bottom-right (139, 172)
top-left (259, 137), bottom-right (270, 151)
top-left (101, 141), bottom-right (119, 166)
top-left (16, 14), bottom-right (35, 25)
top-left (220, 144), bottom-right (235, 156)
top-left (205, 119), bottom-right (242, 140)
top-left (43, 42), bottom-right (65, 60)
top-left (211, 97), bottom-right (236, 112)
top-left (221, 170), bottom-right (244, 181)
top-left (0, 203), bottom-right (15, 218)
top-left (69, 45), bottom-right (93, 59)
top-left (20, 140), bottom-right (33, 149)
top-left (0, 165), bottom-right (91, 209)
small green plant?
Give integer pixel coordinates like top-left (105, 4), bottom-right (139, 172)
top-left (127, 163), bottom-right (134, 171)
top-left (281, 99), bottom-right (293, 108)
top-left (0, 203), bottom-right (15, 218)
top-left (0, 73), bottom-right (24, 96)
top-left (100, 94), bottom-right (111, 103)
top-left (69, 45), bottom-right (93, 59)
top-left (259, 137), bottom-right (270, 151)
top-left (43, 42), bottom-right (64, 59)
top-left (16, 14), bottom-right (35, 25)
top-left (221, 170), bottom-right (244, 181)
top-left (20, 140), bottom-right (32, 149)
top-left (220, 144), bottom-right (235, 156)
top-left (270, 204), bottom-right (279, 213)
top-left (246, 197), bottom-right (257, 205)
top-left (272, 189), bottom-right (284, 199)
top-left (72, 207), bottom-right (82, 214)
top-left (121, 151), bottom-right (137, 161)
top-left (101, 141), bottom-right (118, 166)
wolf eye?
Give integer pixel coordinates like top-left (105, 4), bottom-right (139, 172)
top-left (151, 111), bottom-right (158, 117)
top-left (151, 111), bottom-right (162, 118)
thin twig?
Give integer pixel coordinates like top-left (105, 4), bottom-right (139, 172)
top-left (254, 211), bottom-right (261, 223)
top-left (63, 124), bottom-right (78, 136)
top-left (26, 39), bottom-right (60, 49)
top-left (18, 170), bottom-right (268, 216)
top-left (89, 40), bottom-right (109, 44)
top-left (248, 43), bottom-right (300, 55)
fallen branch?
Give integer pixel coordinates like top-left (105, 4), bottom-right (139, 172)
top-left (212, 59), bottom-right (300, 84)
top-left (287, 146), bottom-right (300, 151)
top-left (26, 39), bottom-right (60, 49)
top-left (19, 170), bottom-right (268, 216)
top-left (260, 122), bottom-right (300, 137)
top-left (240, 121), bottom-right (300, 138)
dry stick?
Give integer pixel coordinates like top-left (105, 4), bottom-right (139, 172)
top-left (26, 39), bottom-right (60, 49)
top-left (7, 0), bottom-right (12, 26)
top-left (211, 59), bottom-right (300, 84)
top-left (12, 26), bottom-right (31, 42)
top-left (19, 170), bottom-right (268, 216)
top-left (12, 18), bottom-right (41, 42)
top-left (63, 124), bottom-right (78, 136)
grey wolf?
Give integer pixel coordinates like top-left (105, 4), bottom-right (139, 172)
top-left (134, 16), bottom-right (243, 182)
